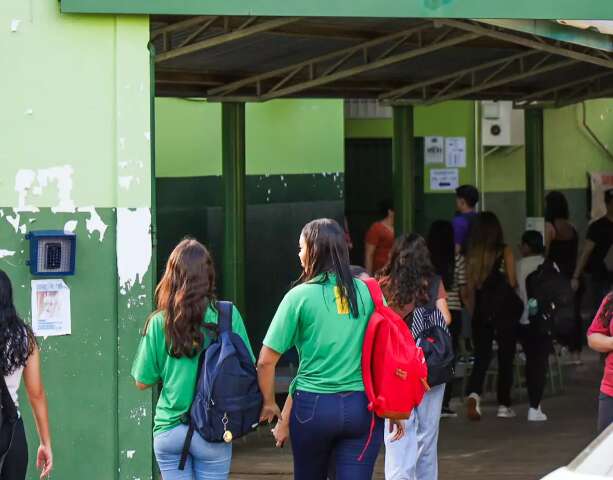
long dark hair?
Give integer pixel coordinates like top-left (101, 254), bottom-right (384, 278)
top-left (379, 234), bottom-right (435, 310)
top-left (299, 218), bottom-right (359, 318)
top-left (598, 292), bottom-right (613, 329)
top-left (545, 191), bottom-right (570, 223)
top-left (149, 238), bottom-right (217, 358)
top-left (466, 211), bottom-right (505, 289)
top-left (427, 220), bottom-right (455, 290)
top-left (0, 270), bottom-right (35, 376)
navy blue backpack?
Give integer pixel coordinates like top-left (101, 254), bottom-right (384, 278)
top-left (179, 301), bottom-right (262, 470)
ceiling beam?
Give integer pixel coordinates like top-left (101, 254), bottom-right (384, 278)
top-left (207, 23), bottom-right (434, 97)
top-left (380, 49), bottom-right (539, 100)
top-left (556, 84), bottom-right (613, 108)
top-left (209, 29), bottom-right (481, 100)
top-left (437, 20), bottom-right (613, 70)
top-left (419, 57), bottom-right (577, 105)
top-left (517, 70), bottom-right (613, 103)
top-left (155, 17), bottom-right (301, 63)
top-left (151, 16), bottom-right (213, 38)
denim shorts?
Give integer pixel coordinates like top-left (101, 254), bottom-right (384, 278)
top-left (153, 424), bottom-right (232, 480)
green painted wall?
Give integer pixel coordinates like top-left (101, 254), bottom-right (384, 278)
top-left (155, 98), bottom-right (344, 177)
top-left (1, 2), bottom-right (153, 479)
top-left (345, 101), bottom-right (478, 193)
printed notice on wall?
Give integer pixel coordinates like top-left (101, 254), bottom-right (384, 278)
top-left (445, 137), bottom-right (466, 168)
top-left (430, 168), bottom-right (459, 191)
top-left (31, 280), bottom-right (71, 336)
top-left (424, 136), bottom-right (445, 164)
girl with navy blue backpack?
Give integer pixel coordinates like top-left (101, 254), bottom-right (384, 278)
top-left (132, 239), bottom-right (255, 480)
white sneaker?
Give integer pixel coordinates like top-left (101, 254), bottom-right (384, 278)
top-left (467, 393), bottom-right (482, 421)
top-left (528, 406), bottom-right (548, 422)
top-left (497, 405), bottom-right (517, 418)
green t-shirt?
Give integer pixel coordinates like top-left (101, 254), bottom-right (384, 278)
top-left (131, 304), bottom-right (255, 436)
top-left (263, 274), bottom-right (374, 395)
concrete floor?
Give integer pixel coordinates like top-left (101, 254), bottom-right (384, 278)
top-left (230, 352), bottom-right (604, 480)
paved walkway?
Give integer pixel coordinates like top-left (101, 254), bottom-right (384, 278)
top-left (230, 352), bottom-right (604, 480)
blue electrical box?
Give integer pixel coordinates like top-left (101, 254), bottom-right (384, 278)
top-left (26, 230), bottom-right (76, 276)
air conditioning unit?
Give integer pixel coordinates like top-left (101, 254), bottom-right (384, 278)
top-left (345, 99), bottom-right (392, 119)
top-left (481, 101), bottom-right (525, 147)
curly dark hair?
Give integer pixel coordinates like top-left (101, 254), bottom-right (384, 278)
top-left (379, 234), bottom-right (435, 310)
top-left (0, 270), bottom-right (35, 376)
top-left (598, 292), bottom-right (613, 329)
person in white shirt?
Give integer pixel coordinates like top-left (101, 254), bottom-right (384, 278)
top-left (0, 270), bottom-right (52, 479)
top-left (516, 231), bottom-right (552, 422)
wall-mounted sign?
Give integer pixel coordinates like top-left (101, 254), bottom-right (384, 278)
top-left (424, 136), bottom-right (445, 164)
top-left (445, 137), bottom-right (466, 168)
top-left (31, 279), bottom-right (71, 337)
top-left (430, 168), bottom-right (459, 191)
top-left (589, 172), bottom-right (613, 220)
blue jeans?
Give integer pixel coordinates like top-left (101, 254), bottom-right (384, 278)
top-left (153, 424), bottom-right (232, 480)
top-left (384, 384), bottom-right (445, 480)
top-left (290, 390), bottom-right (383, 480)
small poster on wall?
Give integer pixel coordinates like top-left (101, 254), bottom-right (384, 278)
top-left (424, 136), bottom-right (445, 164)
top-left (445, 137), bottom-right (467, 168)
top-left (590, 172), bottom-right (613, 220)
top-left (430, 168), bottom-right (459, 191)
top-left (31, 279), bottom-right (71, 337)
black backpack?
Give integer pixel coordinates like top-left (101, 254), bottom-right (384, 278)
top-left (0, 376), bottom-right (18, 470)
top-left (525, 259), bottom-right (575, 337)
top-left (408, 277), bottom-right (455, 387)
top-left (475, 254), bottom-right (524, 328)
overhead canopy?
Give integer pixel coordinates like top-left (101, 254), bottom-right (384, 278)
top-left (151, 16), bottom-right (613, 107)
top-left (61, 0), bottom-right (613, 21)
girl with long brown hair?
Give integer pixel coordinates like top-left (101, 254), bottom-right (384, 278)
top-left (587, 292), bottom-right (613, 432)
top-left (132, 238), bottom-right (254, 480)
top-left (464, 212), bottom-right (519, 422)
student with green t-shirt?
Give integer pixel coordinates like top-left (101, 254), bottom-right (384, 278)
top-left (131, 239), bottom-right (254, 480)
top-left (257, 219), bottom-right (402, 480)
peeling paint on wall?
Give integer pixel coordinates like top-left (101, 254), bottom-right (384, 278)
top-left (0, 250), bottom-right (16, 258)
top-left (116, 208), bottom-right (151, 294)
top-left (77, 207), bottom-right (108, 241)
top-left (15, 166), bottom-right (75, 213)
top-left (64, 220), bottom-right (78, 233)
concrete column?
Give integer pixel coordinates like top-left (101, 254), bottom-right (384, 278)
top-left (392, 105), bottom-right (416, 234)
top-left (222, 102), bottom-right (246, 311)
top-left (525, 108), bottom-right (545, 217)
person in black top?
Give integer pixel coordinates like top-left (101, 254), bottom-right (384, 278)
top-left (545, 191), bottom-right (582, 362)
top-left (573, 188), bottom-right (613, 313)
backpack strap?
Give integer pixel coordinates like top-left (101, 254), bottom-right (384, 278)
top-left (217, 301), bottom-right (233, 333)
top-left (363, 278), bottom-right (385, 309)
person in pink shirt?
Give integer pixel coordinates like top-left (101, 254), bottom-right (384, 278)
top-left (587, 292), bottom-right (613, 433)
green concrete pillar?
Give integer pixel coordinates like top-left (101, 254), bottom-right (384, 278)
top-left (392, 105), bottom-right (416, 235)
top-left (222, 102), bottom-right (246, 312)
top-left (525, 108), bottom-right (545, 217)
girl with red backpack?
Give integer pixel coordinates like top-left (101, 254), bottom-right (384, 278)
top-left (258, 218), bottom-right (403, 480)
top-left (379, 234), bottom-right (451, 480)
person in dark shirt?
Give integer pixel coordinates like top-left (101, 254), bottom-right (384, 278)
top-left (452, 185), bottom-right (479, 254)
top-left (573, 188), bottom-right (613, 309)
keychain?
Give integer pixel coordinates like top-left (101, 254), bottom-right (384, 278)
top-left (222, 413), bottom-right (233, 443)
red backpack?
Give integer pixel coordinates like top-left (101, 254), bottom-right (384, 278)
top-left (362, 278), bottom-right (429, 419)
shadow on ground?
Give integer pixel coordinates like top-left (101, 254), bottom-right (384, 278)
top-left (230, 352), bottom-right (603, 480)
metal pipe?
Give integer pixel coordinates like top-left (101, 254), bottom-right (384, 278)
top-left (580, 101), bottom-right (613, 162)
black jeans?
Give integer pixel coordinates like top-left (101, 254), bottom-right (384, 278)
top-left (443, 310), bottom-right (463, 408)
top-left (519, 325), bottom-right (552, 409)
top-left (466, 320), bottom-right (517, 407)
top-left (290, 390), bottom-right (383, 480)
top-left (0, 418), bottom-right (28, 480)
top-left (598, 392), bottom-right (613, 433)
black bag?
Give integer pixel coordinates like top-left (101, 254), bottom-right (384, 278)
top-left (0, 375), bottom-right (18, 471)
top-left (409, 277), bottom-right (455, 387)
top-left (525, 259), bottom-right (575, 337)
top-left (475, 254), bottom-right (524, 327)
